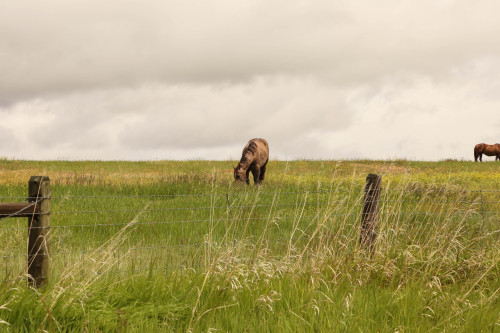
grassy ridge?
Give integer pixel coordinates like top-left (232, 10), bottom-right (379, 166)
top-left (0, 158), bottom-right (499, 187)
top-left (0, 159), bottom-right (499, 332)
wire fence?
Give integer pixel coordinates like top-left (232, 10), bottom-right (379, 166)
top-left (1, 186), bottom-right (499, 280)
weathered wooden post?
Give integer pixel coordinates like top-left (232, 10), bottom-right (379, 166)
top-left (360, 174), bottom-right (382, 254)
top-left (27, 176), bottom-right (50, 288)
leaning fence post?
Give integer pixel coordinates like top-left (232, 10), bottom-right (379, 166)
top-left (360, 174), bottom-right (382, 254)
top-left (27, 176), bottom-right (50, 288)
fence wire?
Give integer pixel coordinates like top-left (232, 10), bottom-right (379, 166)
top-left (2, 188), bottom-right (500, 201)
top-left (1, 187), bottom-right (499, 280)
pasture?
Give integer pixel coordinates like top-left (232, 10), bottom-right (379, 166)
top-left (0, 159), bottom-right (499, 332)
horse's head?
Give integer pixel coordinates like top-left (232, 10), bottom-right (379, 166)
top-left (233, 165), bottom-right (249, 184)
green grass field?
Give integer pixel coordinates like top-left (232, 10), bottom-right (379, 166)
top-left (0, 159), bottom-right (499, 332)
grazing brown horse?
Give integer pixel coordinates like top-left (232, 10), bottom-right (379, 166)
top-left (234, 138), bottom-right (269, 185)
top-left (474, 143), bottom-right (500, 162)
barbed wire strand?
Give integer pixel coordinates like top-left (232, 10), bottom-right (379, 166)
top-left (1, 209), bottom-right (498, 231)
top-left (1, 188), bottom-right (499, 201)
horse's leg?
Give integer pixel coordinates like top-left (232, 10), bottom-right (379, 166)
top-left (245, 169), bottom-right (251, 185)
top-left (251, 167), bottom-right (261, 185)
top-left (479, 153), bottom-right (483, 162)
top-left (474, 150), bottom-right (478, 162)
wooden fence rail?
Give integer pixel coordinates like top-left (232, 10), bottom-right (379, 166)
top-left (0, 202), bottom-right (40, 218)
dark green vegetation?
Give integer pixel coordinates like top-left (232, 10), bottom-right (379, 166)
top-left (0, 159), bottom-right (499, 332)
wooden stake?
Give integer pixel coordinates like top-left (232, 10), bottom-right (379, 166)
top-left (27, 176), bottom-right (50, 288)
top-left (360, 174), bottom-right (382, 254)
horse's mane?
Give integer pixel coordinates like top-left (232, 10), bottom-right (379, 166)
top-left (239, 141), bottom-right (258, 165)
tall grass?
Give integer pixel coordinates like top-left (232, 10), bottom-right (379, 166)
top-left (0, 160), bottom-right (498, 331)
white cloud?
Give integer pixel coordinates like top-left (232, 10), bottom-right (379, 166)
top-left (321, 66), bottom-right (500, 160)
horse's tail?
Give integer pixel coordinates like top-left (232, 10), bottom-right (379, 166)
top-left (474, 145), bottom-right (480, 162)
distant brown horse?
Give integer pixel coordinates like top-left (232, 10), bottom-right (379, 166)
top-left (474, 143), bottom-right (500, 162)
top-left (234, 138), bottom-right (269, 185)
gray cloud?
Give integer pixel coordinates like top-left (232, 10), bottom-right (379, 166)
top-left (115, 79), bottom-right (354, 152)
top-left (2, 0), bottom-right (500, 103)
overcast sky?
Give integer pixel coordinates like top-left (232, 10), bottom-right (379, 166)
top-left (1, 0), bottom-right (499, 161)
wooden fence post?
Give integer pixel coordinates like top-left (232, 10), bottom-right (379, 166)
top-left (27, 176), bottom-right (50, 288)
top-left (360, 174), bottom-right (382, 254)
